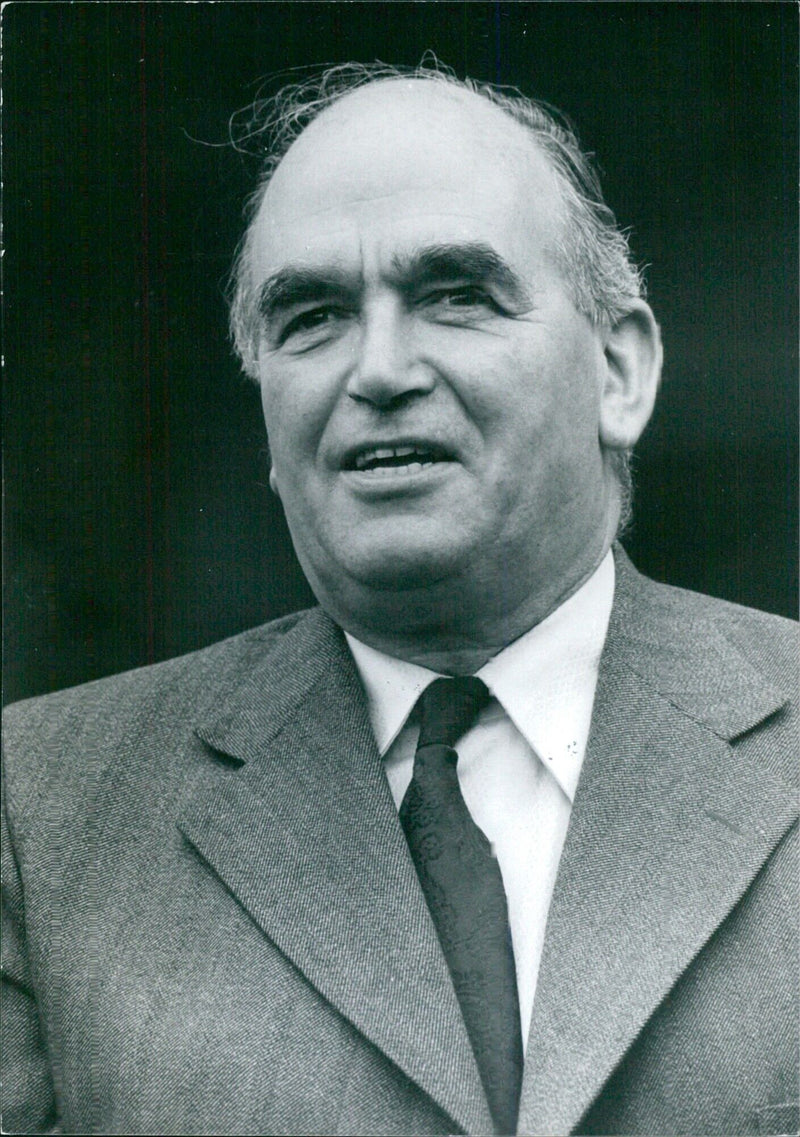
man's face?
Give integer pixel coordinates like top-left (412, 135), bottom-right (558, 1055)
top-left (251, 82), bottom-right (614, 620)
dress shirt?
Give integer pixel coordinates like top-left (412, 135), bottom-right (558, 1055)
top-left (345, 551), bottom-right (615, 1048)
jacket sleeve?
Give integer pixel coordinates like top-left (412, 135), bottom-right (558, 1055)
top-left (1, 756), bottom-right (61, 1135)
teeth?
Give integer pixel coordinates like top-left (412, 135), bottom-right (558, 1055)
top-left (365, 461), bottom-right (429, 477)
top-left (353, 445), bottom-right (440, 471)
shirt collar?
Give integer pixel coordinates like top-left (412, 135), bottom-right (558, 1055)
top-left (345, 550), bottom-right (615, 802)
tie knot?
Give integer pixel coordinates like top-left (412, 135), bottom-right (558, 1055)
top-left (416, 676), bottom-right (490, 750)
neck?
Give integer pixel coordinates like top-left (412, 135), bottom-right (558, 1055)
top-left (328, 537), bottom-right (614, 675)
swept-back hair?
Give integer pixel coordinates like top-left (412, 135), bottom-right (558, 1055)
top-left (227, 59), bottom-right (645, 527)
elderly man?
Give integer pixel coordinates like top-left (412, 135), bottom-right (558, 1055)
top-left (2, 63), bottom-right (797, 1137)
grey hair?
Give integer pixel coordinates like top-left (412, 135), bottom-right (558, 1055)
top-left (227, 59), bottom-right (643, 529)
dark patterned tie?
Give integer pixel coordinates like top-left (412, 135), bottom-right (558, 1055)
top-left (399, 676), bottom-right (523, 1135)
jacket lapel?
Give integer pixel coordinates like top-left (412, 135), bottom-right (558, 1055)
top-left (177, 610), bottom-right (492, 1136)
top-left (518, 551), bottom-right (796, 1135)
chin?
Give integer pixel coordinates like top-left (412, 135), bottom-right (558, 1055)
top-left (357, 556), bottom-right (459, 593)
top-left (325, 539), bottom-right (466, 595)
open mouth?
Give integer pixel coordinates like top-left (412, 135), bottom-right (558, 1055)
top-left (344, 444), bottom-right (453, 476)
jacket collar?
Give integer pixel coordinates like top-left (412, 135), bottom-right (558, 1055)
top-left (182, 608), bottom-right (494, 1135)
top-left (518, 546), bottom-right (795, 1135)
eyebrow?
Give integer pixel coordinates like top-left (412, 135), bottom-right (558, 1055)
top-left (256, 240), bottom-right (533, 327)
top-left (393, 242), bottom-right (533, 307)
top-left (257, 268), bottom-right (356, 327)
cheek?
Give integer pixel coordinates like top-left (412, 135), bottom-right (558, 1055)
top-left (259, 380), bottom-right (305, 494)
top-left (478, 337), bottom-right (604, 495)
top-left (528, 332), bottom-right (604, 442)
top-left (258, 381), bottom-right (286, 468)
top-left (258, 361), bottom-right (335, 464)
top-left (459, 340), bottom-right (572, 438)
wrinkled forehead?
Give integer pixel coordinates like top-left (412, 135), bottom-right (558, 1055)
top-left (251, 80), bottom-right (565, 270)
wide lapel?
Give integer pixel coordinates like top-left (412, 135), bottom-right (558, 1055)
top-left (518, 551), bottom-right (797, 1136)
top-left (176, 609), bottom-right (492, 1136)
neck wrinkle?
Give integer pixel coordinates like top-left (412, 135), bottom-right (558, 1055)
top-left (337, 537), bottom-right (615, 675)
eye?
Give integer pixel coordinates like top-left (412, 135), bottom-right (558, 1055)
top-left (278, 306), bottom-right (343, 345)
top-left (423, 285), bottom-right (501, 313)
top-left (445, 286), bottom-right (491, 306)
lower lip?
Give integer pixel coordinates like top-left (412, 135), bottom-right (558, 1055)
top-left (341, 461), bottom-right (457, 495)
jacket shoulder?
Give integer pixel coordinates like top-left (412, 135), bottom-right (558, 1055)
top-left (2, 609), bottom-right (319, 807)
top-left (633, 572), bottom-right (798, 692)
top-left (612, 549), bottom-right (798, 784)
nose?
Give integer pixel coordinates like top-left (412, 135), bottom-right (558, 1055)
top-left (346, 297), bottom-right (435, 407)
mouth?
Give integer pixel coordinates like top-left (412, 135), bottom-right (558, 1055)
top-left (342, 442), bottom-right (455, 476)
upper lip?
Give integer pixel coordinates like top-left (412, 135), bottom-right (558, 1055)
top-left (340, 438), bottom-right (457, 471)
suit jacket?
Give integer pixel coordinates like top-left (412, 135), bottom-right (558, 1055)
top-left (2, 548), bottom-right (798, 1136)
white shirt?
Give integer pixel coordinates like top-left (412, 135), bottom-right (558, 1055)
top-left (345, 551), bottom-right (615, 1050)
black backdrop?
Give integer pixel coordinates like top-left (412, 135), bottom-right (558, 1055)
top-left (4, 2), bottom-right (797, 705)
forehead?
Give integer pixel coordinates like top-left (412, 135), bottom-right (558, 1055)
top-left (251, 80), bottom-right (564, 277)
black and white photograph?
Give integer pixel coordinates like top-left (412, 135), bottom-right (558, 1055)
top-left (2, 4), bottom-right (798, 1134)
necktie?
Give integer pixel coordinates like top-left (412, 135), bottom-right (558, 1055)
top-left (399, 677), bottom-right (523, 1135)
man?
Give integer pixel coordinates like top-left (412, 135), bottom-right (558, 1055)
top-left (2, 62), bottom-right (797, 1136)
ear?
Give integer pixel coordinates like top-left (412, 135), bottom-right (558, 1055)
top-left (598, 300), bottom-right (662, 450)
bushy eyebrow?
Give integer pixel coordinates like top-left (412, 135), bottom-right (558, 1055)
top-left (257, 268), bottom-right (357, 326)
top-left (256, 240), bottom-right (532, 327)
top-left (393, 242), bottom-right (532, 307)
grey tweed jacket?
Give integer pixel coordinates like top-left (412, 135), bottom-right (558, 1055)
top-left (2, 548), bottom-right (798, 1136)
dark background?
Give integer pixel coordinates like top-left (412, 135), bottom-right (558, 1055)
top-left (4, 2), bottom-right (797, 705)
